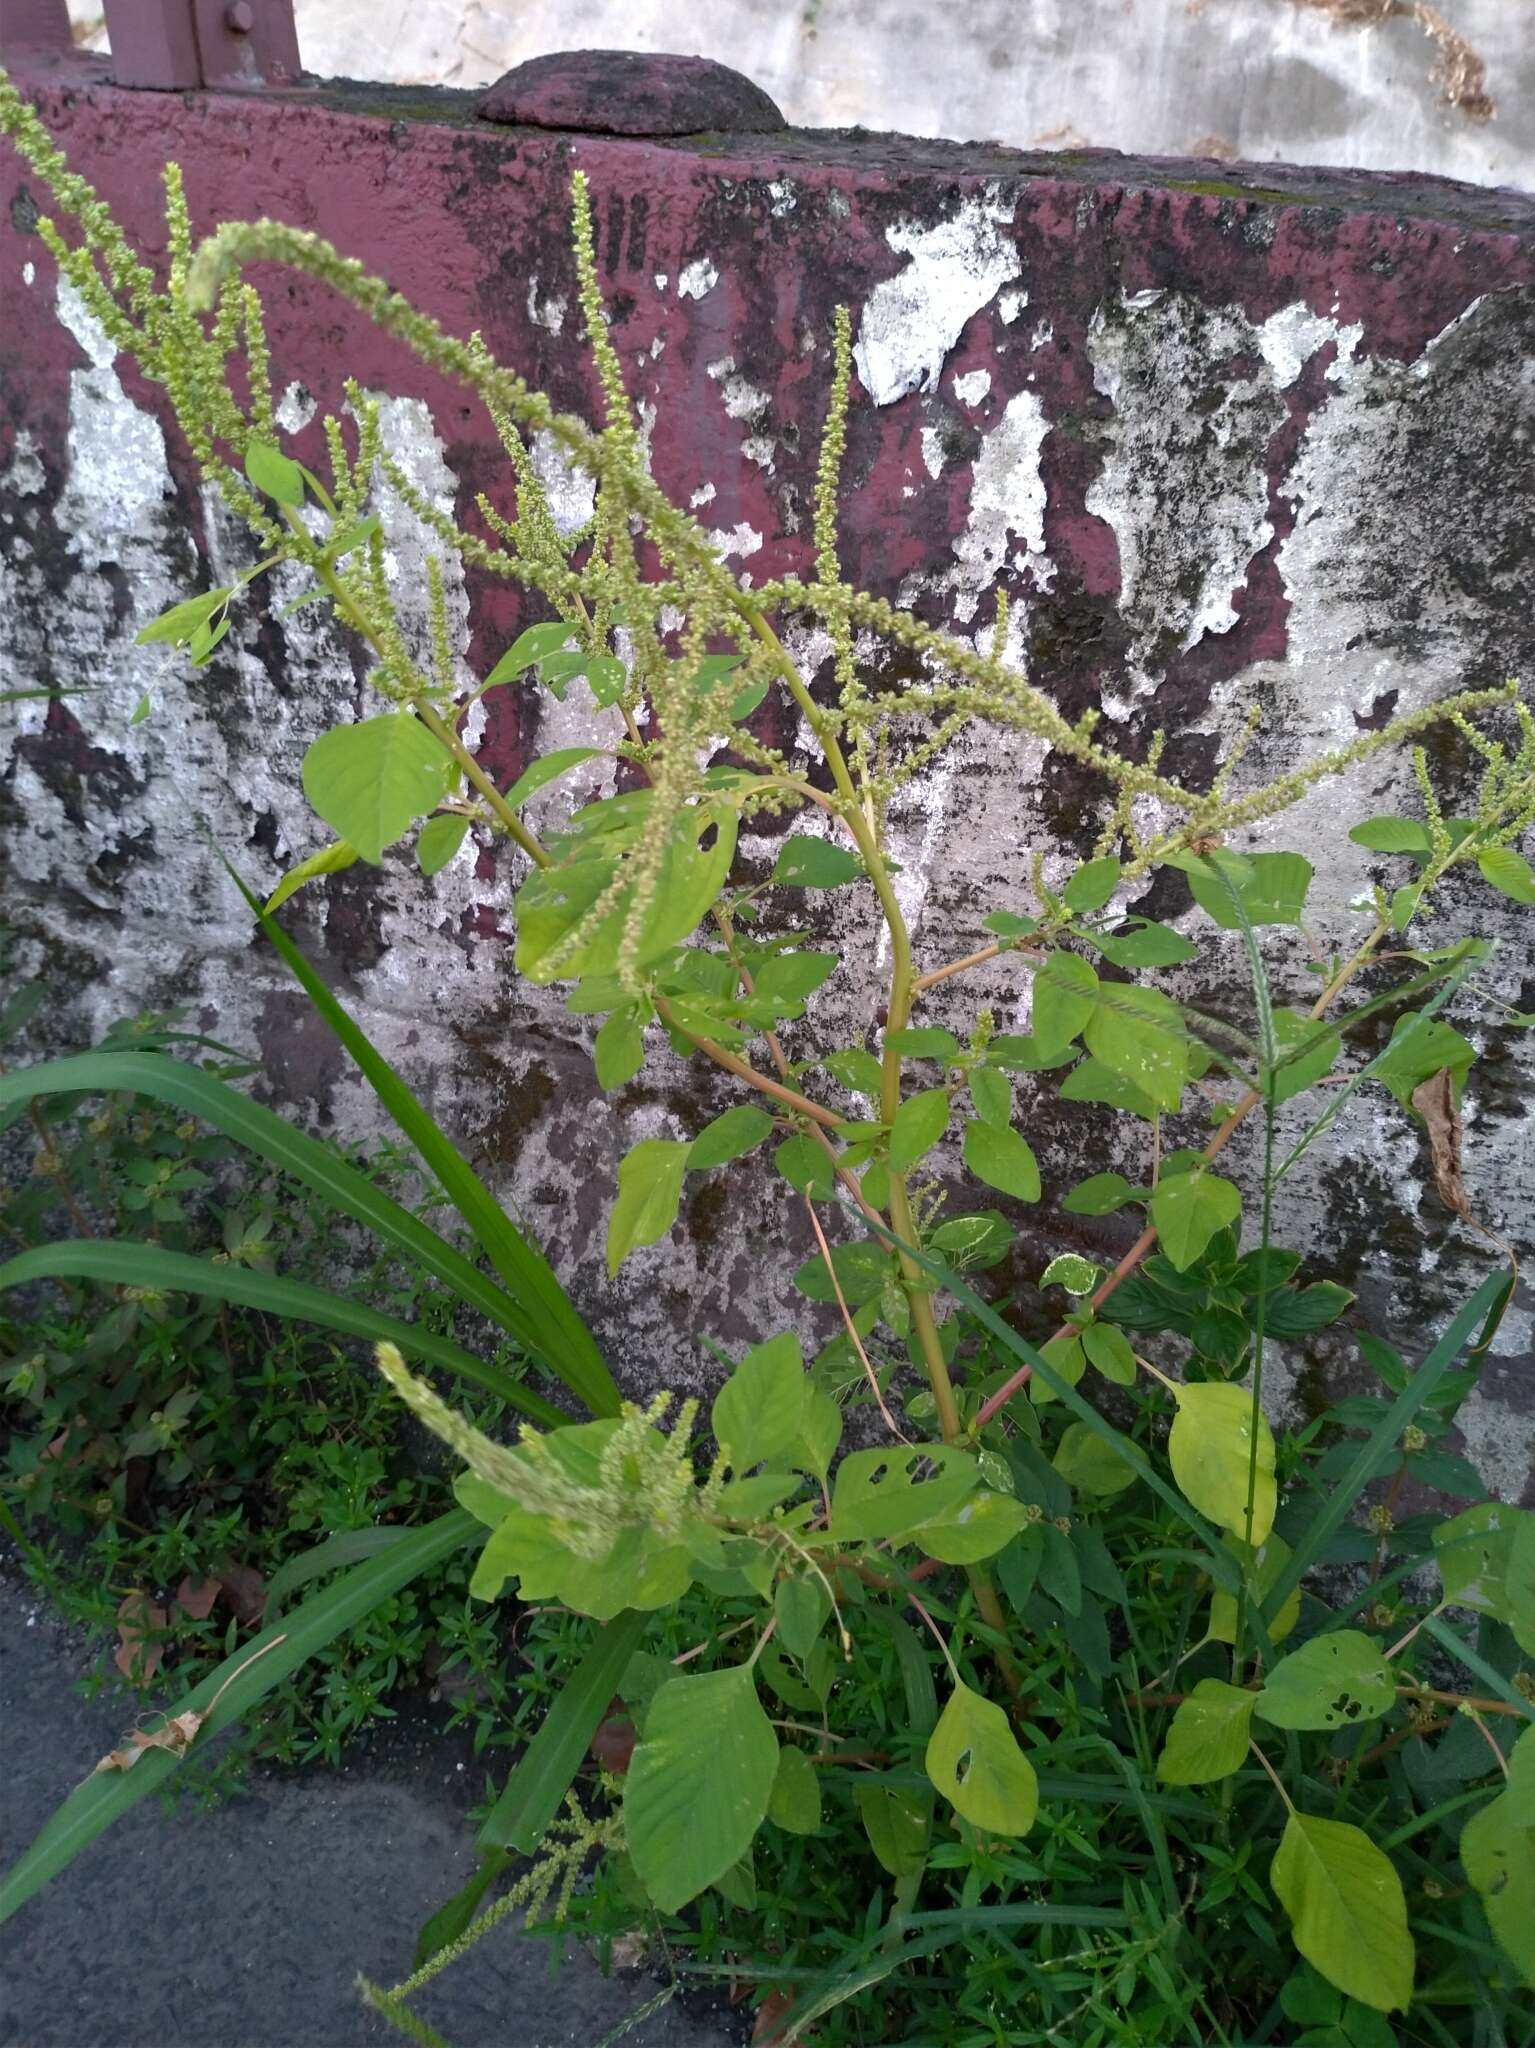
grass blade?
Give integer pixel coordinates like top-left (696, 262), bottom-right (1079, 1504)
top-left (236, 872), bottom-right (619, 1418)
top-left (0, 1240), bottom-right (566, 1427)
top-left (1260, 1267), bottom-right (1509, 1626)
top-left (477, 1609), bottom-right (647, 1853)
top-left (0, 1510), bottom-right (477, 1924)
top-left (0, 1052), bottom-right (566, 1391)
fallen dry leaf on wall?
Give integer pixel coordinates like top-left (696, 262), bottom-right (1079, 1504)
top-left (1412, 1067), bottom-right (1468, 1219)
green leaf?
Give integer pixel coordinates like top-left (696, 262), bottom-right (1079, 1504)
top-left (1053, 1421), bottom-right (1138, 1496)
top-left (1029, 1333), bottom-right (1086, 1405)
top-left (855, 1782), bottom-right (931, 1877)
top-left (417, 813), bottom-right (470, 877)
top-left (0, 1511), bottom-right (476, 1923)
top-left (713, 1333), bottom-right (807, 1471)
top-left (625, 1668), bottom-right (779, 1913)
top-left (828, 1445), bottom-right (977, 1544)
top-left (1349, 817), bottom-right (1432, 856)
top-left (1041, 1252), bottom-right (1099, 1295)
top-left (792, 1386), bottom-right (843, 1484)
top-left (1082, 1321), bottom-right (1137, 1386)
top-left (1478, 846), bottom-right (1535, 904)
top-left (1264, 1281), bottom-right (1354, 1336)
top-left (1082, 984), bottom-right (1186, 1113)
top-left (244, 440), bottom-right (306, 506)
top-left (925, 1682), bottom-right (1038, 1836)
top-left (1059, 1056), bottom-right (1160, 1119)
top-left (824, 1048), bottom-right (885, 1097)
top-left (0, 1239), bottom-right (558, 1426)
top-left (264, 839), bottom-right (360, 912)
top-left (1063, 1171), bottom-right (1142, 1215)
top-left (967, 1066), bottom-right (1012, 1129)
top-left (774, 1576), bottom-right (830, 1662)
top-left (914, 1488), bottom-right (1032, 1564)
top-left (962, 1118), bottom-right (1040, 1202)
top-left (688, 1103), bottom-right (774, 1170)
top-left (1267, 1007), bottom-right (1341, 1105)
top-left (135, 587), bottom-right (232, 647)
top-left (1169, 1381), bottom-right (1276, 1544)
top-left (1034, 951), bottom-right (1099, 1052)
top-left (1461, 1789), bottom-right (1535, 1987)
top-left (885, 1027), bottom-right (963, 1062)
top-left (484, 620), bottom-right (575, 688)
top-left (1270, 1814), bottom-right (1414, 2014)
top-left (1211, 1533), bottom-right (1301, 1647)
top-left (1170, 849), bottom-right (1314, 928)
top-left (501, 746), bottom-right (604, 812)
top-left (1256, 1631), bottom-right (1397, 1731)
top-left (983, 910), bottom-right (1039, 938)
top-left (237, 877), bottom-right (618, 1419)
top-left (301, 714), bottom-right (456, 865)
top-left (1156, 1678), bottom-right (1256, 1784)
top-left (768, 1746), bottom-right (823, 1834)
top-left (1374, 1012), bottom-right (1476, 1113)
top-left (1090, 919), bottom-right (1199, 969)
top-left (480, 1611), bottom-right (647, 1852)
top-left (890, 1088), bottom-right (951, 1171)
top-left (772, 836), bottom-right (862, 888)
top-left (594, 1006), bottom-right (647, 1091)
top-left (753, 950), bottom-right (840, 1012)
top-left (1508, 1725), bottom-right (1535, 1828)
top-left (1063, 856), bottom-right (1121, 913)
top-left (776, 1134), bottom-right (835, 1197)
top-left (1433, 1504), bottom-right (1535, 1653)
top-left (607, 1138), bottom-right (691, 1274)
top-left (1151, 1170), bottom-right (1242, 1271)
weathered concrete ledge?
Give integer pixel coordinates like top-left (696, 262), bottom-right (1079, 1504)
top-left (1, 72), bottom-right (1530, 1493)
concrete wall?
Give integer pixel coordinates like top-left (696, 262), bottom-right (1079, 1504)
top-left (67, 0), bottom-right (1532, 190)
top-left (1, 69), bottom-right (1531, 1493)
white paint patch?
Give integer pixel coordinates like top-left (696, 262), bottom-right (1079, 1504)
top-left (3, 430), bottom-right (46, 498)
top-left (55, 280), bottom-right (172, 542)
top-left (708, 521), bottom-right (763, 561)
top-left (22, 260), bottom-right (35, 287)
top-left (952, 368), bottom-right (992, 406)
top-left (998, 285), bottom-right (1028, 325)
top-left (653, 272), bottom-right (668, 292)
top-left (949, 389), bottom-right (1051, 616)
top-left (920, 426), bottom-right (946, 480)
top-left (689, 481), bottom-right (717, 509)
top-left (767, 180), bottom-right (797, 217)
top-left (853, 192), bottom-right (1022, 406)
top-left (275, 382), bottom-right (317, 433)
top-left (1257, 302), bottom-right (1361, 389)
top-left (530, 429), bottom-right (598, 538)
top-left (678, 258), bottom-right (719, 301)
top-left (1029, 318), bottom-right (1054, 352)
top-left (706, 355), bottom-right (775, 469)
top-left (525, 278), bottom-right (567, 334)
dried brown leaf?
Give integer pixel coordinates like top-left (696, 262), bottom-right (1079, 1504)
top-left (1412, 1066), bottom-right (1468, 1217)
top-left (176, 1576), bottom-right (222, 1621)
top-left (113, 1593), bottom-right (168, 1682)
top-left (1291, 0), bottom-right (1494, 119)
top-left (217, 1560), bottom-right (267, 1627)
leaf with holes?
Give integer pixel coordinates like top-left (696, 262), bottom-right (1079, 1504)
top-left (1270, 1814), bottom-right (1414, 2013)
top-left (827, 1446), bottom-right (978, 1545)
top-left (1156, 1678), bottom-right (1256, 1784)
top-left (1461, 1788), bottom-right (1535, 1987)
top-left (625, 1668), bottom-right (779, 1913)
top-left (1168, 1382), bottom-right (1276, 1544)
top-left (1256, 1631), bottom-right (1396, 1731)
top-left (925, 1682), bottom-right (1038, 1836)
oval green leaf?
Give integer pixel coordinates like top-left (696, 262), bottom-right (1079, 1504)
top-left (625, 1668), bottom-right (780, 1913)
top-left (1270, 1813), bottom-right (1414, 2014)
top-left (925, 1682), bottom-right (1038, 1837)
top-left (1168, 1381), bottom-right (1276, 1544)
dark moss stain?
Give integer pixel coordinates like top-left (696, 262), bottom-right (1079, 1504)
top-left (685, 1174), bottom-right (730, 1251)
top-left (482, 1058), bottom-right (557, 1173)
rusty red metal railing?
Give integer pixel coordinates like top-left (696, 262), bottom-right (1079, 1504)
top-left (0, 0), bottom-right (300, 90)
